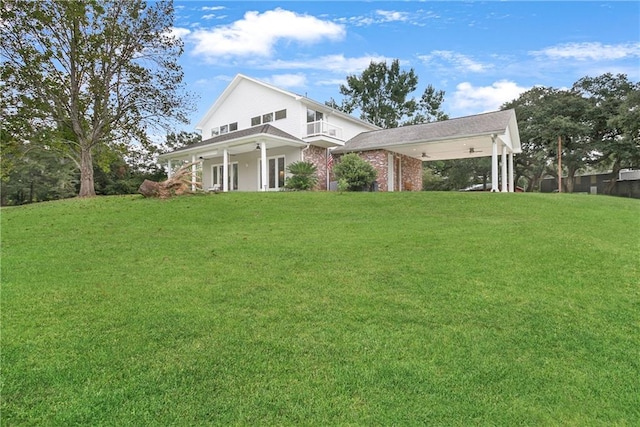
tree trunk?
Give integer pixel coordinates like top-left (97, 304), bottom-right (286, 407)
top-left (78, 145), bottom-right (96, 197)
top-left (138, 179), bottom-right (161, 198)
top-left (604, 159), bottom-right (621, 195)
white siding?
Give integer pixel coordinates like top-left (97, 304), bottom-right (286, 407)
top-left (200, 79), bottom-right (303, 139)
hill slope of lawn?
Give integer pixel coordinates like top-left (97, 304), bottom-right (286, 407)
top-left (2, 192), bottom-right (639, 425)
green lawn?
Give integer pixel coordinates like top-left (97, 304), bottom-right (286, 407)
top-left (2, 192), bottom-right (639, 425)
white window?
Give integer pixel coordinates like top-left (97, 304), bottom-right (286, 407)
top-left (275, 109), bottom-right (287, 120)
top-left (211, 127), bottom-right (219, 137)
top-left (251, 116), bottom-right (261, 126)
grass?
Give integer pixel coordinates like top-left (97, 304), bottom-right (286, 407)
top-left (2, 192), bottom-right (639, 425)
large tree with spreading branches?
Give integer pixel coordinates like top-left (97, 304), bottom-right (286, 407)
top-left (328, 59), bottom-right (447, 128)
top-left (1, 0), bottom-right (193, 197)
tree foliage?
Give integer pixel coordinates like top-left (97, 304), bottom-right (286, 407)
top-left (332, 153), bottom-right (377, 191)
top-left (501, 75), bottom-right (639, 193)
top-left (1, 0), bottom-right (193, 197)
top-left (329, 59), bottom-right (447, 128)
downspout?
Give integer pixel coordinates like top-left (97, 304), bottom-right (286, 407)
top-left (301, 143), bottom-right (310, 162)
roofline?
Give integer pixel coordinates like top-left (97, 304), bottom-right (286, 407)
top-left (158, 131), bottom-right (307, 160)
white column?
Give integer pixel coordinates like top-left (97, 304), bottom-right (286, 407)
top-left (260, 141), bottom-right (267, 191)
top-left (491, 136), bottom-right (499, 192)
top-left (191, 155), bottom-right (197, 192)
top-left (167, 159), bottom-right (172, 178)
top-left (501, 145), bottom-right (508, 192)
top-left (223, 148), bottom-right (229, 192)
top-left (508, 152), bottom-right (515, 193)
top-left (387, 153), bottom-right (394, 192)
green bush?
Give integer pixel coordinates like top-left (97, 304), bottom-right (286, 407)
top-left (333, 153), bottom-right (377, 191)
top-left (285, 161), bottom-right (318, 191)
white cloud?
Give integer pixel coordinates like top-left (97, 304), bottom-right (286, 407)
top-left (262, 54), bottom-right (392, 74)
top-left (264, 74), bottom-right (308, 89)
top-left (169, 27), bottom-right (191, 39)
top-left (530, 42), bottom-right (640, 61)
top-left (419, 51), bottom-right (492, 73)
top-left (337, 9), bottom-right (433, 27)
top-left (191, 8), bottom-right (345, 59)
top-left (375, 10), bottom-right (410, 23)
top-left (202, 14), bottom-right (216, 20)
top-left (202, 6), bottom-right (225, 12)
top-left (451, 80), bottom-right (529, 114)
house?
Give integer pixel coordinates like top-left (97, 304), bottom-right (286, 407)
top-left (159, 74), bottom-right (379, 192)
top-left (159, 74), bottom-right (522, 192)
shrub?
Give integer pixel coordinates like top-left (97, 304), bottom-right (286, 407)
top-left (332, 153), bottom-right (377, 191)
top-left (285, 161), bottom-right (318, 191)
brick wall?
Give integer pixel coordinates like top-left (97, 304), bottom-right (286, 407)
top-left (332, 149), bottom-right (423, 192)
top-left (303, 144), bottom-right (329, 190)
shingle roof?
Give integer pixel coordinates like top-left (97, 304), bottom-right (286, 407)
top-left (334, 109), bottom-right (516, 153)
top-left (169, 124), bottom-right (303, 154)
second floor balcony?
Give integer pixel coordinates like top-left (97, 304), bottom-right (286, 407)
top-left (305, 120), bottom-right (343, 140)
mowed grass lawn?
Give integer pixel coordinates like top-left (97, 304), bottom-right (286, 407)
top-left (2, 192), bottom-right (639, 425)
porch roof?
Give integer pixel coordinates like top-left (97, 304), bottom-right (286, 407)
top-left (159, 124), bottom-right (306, 160)
top-left (333, 109), bottom-right (521, 161)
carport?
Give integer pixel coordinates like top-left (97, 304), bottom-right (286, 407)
top-left (336, 109), bottom-right (521, 192)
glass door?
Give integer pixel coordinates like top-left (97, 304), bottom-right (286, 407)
top-left (212, 163), bottom-right (238, 190)
top-left (259, 156), bottom-right (285, 190)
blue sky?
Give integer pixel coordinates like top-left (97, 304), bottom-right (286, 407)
top-left (171, 1), bottom-right (640, 130)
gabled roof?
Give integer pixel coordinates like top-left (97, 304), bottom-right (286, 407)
top-left (338, 110), bottom-right (516, 151)
top-left (195, 74), bottom-right (379, 131)
top-left (334, 109), bottom-right (521, 161)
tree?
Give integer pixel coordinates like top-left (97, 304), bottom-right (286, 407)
top-left (573, 74), bottom-right (640, 193)
top-left (332, 153), bottom-right (377, 191)
top-left (331, 59), bottom-right (447, 128)
top-left (161, 131), bottom-right (202, 153)
top-left (1, 0), bottom-right (193, 197)
top-left (502, 87), bottom-right (592, 192)
top-left (0, 144), bottom-right (77, 205)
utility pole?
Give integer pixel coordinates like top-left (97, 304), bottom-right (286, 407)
top-left (558, 136), bottom-right (562, 193)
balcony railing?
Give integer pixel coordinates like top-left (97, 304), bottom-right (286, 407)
top-left (306, 120), bottom-right (343, 140)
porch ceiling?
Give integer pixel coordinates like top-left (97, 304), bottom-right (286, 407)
top-left (387, 133), bottom-right (502, 161)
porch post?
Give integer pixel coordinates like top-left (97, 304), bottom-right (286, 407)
top-left (223, 148), bottom-right (229, 192)
top-left (191, 155), bottom-right (197, 192)
top-left (501, 145), bottom-right (508, 192)
top-left (508, 152), bottom-right (515, 192)
top-left (491, 135), bottom-right (499, 192)
top-left (260, 141), bottom-right (267, 191)
top-left (167, 159), bottom-right (172, 178)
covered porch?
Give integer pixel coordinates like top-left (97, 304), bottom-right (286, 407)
top-left (159, 125), bottom-right (307, 192)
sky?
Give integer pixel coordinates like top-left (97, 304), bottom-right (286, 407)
top-left (170, 1), bottom-right (640, 130)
